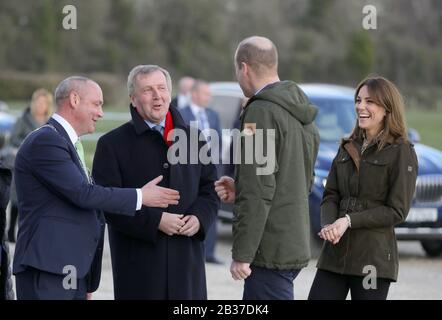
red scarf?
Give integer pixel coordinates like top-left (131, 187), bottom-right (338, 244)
top-left (163, 111), bottom-right (174, 147)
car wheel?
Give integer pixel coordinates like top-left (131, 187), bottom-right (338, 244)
top-left (421, 240), bottom-right (442, 257)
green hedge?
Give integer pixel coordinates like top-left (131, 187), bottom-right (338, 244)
top-left (0, 71), bottom-right (127, 107)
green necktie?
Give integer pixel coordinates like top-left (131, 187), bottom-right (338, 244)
top-left (74, 139), bottom-right (89, 179)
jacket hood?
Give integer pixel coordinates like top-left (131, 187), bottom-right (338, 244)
top-left (253, 81), bottom-right (318, 125)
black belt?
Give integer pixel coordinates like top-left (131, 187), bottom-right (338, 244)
top-left (339, 197), bottom-right (384, 213)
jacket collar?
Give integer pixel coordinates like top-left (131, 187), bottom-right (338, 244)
top-left (130, 104), bottom-right (187, 135)
top-left (342, 133), bottom-right (397, 150)
top-left (47, 117), bottom-right (75, 146)
top-left (47, 117), bottom-right (86, 178)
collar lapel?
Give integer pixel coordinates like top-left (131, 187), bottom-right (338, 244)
top-left (47, 118), bottom-right (87, 179)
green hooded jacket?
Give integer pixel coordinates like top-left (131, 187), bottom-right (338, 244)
top-left (232, 81), bottom-right (320, 269)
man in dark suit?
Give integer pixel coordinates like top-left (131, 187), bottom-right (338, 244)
top-left (13, 76), bottom-right (180, 300)
top-left (93, 65), bottom-right (219, 299)
top-left (170, 76), bottom-right (194, 109)
top-left (179, 80), bottom-right (223, 264)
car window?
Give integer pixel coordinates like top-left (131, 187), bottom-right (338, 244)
top-left (210, 95), bottom-right (242, 130)
top-left (310, 98), bottom-right (356, 142)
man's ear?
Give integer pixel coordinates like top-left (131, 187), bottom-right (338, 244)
top-left (241, 62), bottom-right (249, 75)
top-left (129, 95), bottom-right (136, 107)
top-left (69, 91), bottom-right (79, 108)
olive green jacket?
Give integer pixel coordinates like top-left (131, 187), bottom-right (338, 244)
top-left (232, 81), bottom-right (320, 270)
top-left (317, 137), bottom-right (418, 281)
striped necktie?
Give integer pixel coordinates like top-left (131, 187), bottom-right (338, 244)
top-left (153, 125), bottom-right (164, 136)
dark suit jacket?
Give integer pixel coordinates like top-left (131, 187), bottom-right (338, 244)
top-left (180, 105), bottom-right (222, 176)
top-left (170, 96), bottom-right (178, 109)
top-left (13, 118), bottom-right (138, 292)
top-left (92, 106), bottom-right (219, 299)
top-left (179, 105), bottom-right (221, 136)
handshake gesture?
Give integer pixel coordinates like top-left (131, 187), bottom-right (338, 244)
top-left (318, 217), bottom-right (350, 245)
top-left (141, 175), bottom-right (180, 208)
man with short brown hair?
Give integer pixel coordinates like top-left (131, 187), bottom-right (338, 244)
top-left (216, 36), bottom-right (320, 300)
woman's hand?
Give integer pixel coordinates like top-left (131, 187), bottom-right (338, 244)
top-left (318, 217), bottom-right (350, 245)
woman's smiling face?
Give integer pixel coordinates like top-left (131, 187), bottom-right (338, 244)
top-left (356, 85), bottom-right (386, 138)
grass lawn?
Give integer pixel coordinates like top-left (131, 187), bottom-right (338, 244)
top-left (84, 118), bottom-right (128, 168)
top-left (406, 109), bottom-right (442, 151)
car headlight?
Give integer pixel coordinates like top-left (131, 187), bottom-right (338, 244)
top-left (314, 176), bottom-right (327, 188)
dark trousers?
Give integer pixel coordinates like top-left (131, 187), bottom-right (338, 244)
top-left (15, 267), bottom-right (87, 300)
top-left (204, 221), bottom-right (218, 260)
top-left (243, 265), bottom-right (300, 300)
top-left (308, 269), bottom-right (391, 300)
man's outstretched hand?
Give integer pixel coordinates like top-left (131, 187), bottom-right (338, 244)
top-left (214, 176), bottom-right (235, 204)
top-left (141, 175), bottom-right (180, 208)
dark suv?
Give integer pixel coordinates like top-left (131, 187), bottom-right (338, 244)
top-left (210, 82), bottom-right (442, 257)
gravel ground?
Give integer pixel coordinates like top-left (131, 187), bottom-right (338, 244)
top-left (8, 221), bottom-right (442, 300)
top-left (94, 222), bottom-right (442, 300)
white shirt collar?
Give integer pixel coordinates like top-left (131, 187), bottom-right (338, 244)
top-left (177, 94), bottom-right (189, 109)
top-left (52, 113), bottom-right (79, 145)
top-left (144, 118), bottom-right (166, 129)
top-left (190, 103), bottom-right (205, 118)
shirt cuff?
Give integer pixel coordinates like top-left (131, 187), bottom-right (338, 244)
top-left (136, 189), bottom-right (142, 210)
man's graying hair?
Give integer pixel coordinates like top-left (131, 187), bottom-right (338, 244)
top-left (54, 76), bottom-right (93, 107)
top-left (127, 65), bottom-right (172, 96)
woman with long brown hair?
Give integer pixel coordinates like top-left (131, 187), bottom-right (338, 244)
top-left (308, 76), bottom-right (418, 300)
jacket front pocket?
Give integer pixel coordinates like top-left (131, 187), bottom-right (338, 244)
top-left (361, 158), bottom-right (389, 196)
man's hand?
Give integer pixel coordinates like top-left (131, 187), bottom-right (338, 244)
top-left (318, 217), bottom-right (350, 245)
top-left (178, 215), bottom-right (200, 237)
top-left (86, 293), bottom-right (92, 300)
top-left (141, 175), bottom-right (180, 208)
top-left (214, 176), bottom-right (235, 204)
top-left (159, 212), bottom-right (185, 236)
top-left (230, 261), bottom-right (252, 280)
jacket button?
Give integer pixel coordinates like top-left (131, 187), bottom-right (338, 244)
top-left (163, 163), bottom-right (169, 169)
